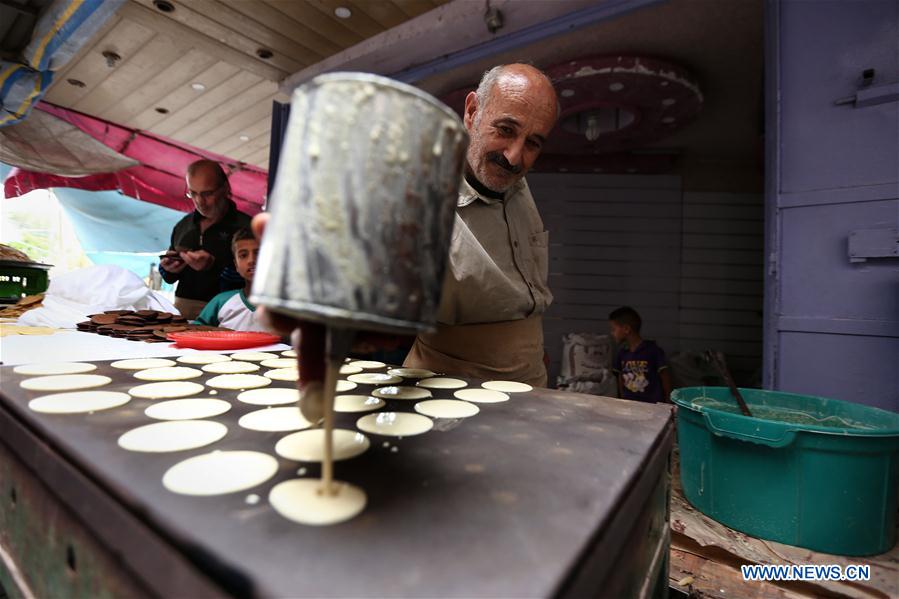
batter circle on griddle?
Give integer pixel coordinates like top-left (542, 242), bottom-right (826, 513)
top-left (356, 412), bottom-right (433, 437)
top-left (21, 374), bottom-right (111, 392)
top-left (269, 479), bottom-right (367, 526)
top-left (239, 407), bottom-right (313, 432)
top-left (128, 381), bottom-right (205, 399)
top-left (111, 358), bottom-right (175, 370)
top-left (117, 420), bottom-right (227, 452)
top-left (371, 386), bottom-right (431, 400)
top-left (417, 377), bottom-right (467, 390)
top-left (163, 450), bottom-right (278, 496)
top-left (15, 362), bottom-right (97, 375)
top-left (275, 429), bottom-right (370, 462)
top-left (415, 399), bottom-right (480, 419)
top-left (29, 391), bottom-right (130, 414)
top-left (237, 387), bottom-right (299, 406)
top-left (202, 360), bottom-right (260, 374)
top-left (145, 398), bottom-right (231, 420)
top-left (134, 366), bottom-right (203, 381)
top-left (206, 374), bottom-right (271, 390)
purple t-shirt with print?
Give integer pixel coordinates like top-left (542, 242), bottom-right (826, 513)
top-left (612, 340), bottom-right (668, 403)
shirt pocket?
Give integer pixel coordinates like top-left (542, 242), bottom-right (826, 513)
top-left (529, 230), bottom-right (549, 283)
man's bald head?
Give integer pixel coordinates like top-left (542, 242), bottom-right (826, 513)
top-left (474, 64), bottom-right (560, 123)
top-left (463, 64), bottom-right (559, 193)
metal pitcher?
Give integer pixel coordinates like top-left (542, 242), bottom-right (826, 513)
top-left (252, 72), bottom-right (469, 334)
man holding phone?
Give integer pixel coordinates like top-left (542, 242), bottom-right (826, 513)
top-left (160, 160), bottom-right (252, 320)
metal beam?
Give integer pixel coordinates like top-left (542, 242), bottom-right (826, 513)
top-left (279, 0), bottom-right (604, 94)
top-left (390, 0), bottom-right (666, 83)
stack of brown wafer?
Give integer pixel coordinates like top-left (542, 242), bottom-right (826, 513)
top-left (75, 310), bottom-right (224, 342)
top-left (0, 294), bottom-right (44, 318)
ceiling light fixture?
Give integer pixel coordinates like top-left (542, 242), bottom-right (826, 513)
top-left (334, 6), bottom-right (351, 18)
top-left (66, 78), bottom-right (86, 88)
top-left (484, 0), bottom-right (504, 34)
top-left (585, 115), bottom-right (602, 141)
top-left (153, 0), bottom-right (174, 13)
top-left (239, 135), bottom-right (250, 142)
top-left (155, 107), bottom-right (170, 114)
top-left (563, 107), bottom-right (636, 142)
top-left (102, 50), bottom-right (121, 68)
top-left (256, 48), bottom-right (273, 59)
top-left (191, 82), bottom-right (206, 91)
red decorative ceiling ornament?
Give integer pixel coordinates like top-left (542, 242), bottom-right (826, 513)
top-left (439, 56), bottom-right (702, 174)
top-left (542, 55), bottom-right (703, 155)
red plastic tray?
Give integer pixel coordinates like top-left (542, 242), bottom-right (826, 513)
top-left (167, 331), bottom-right (281, 350)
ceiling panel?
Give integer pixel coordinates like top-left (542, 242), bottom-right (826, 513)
top-left (309, 0), bottom-right (390, 38)
top-left (130, 0), bottom-right (302, 75)
top-left (243, 147), bottom-right (270, 167)
top-left (43, 16), bottom-right (149, 107)
top-left (103, 48), bottom-right (219, 124)
top-left (392, 0), bottom-right (446, 18)
top-left (219, 0), bottom-right (343, 57)
top-left (36, 0), bottom-right (450, 168)
top-left (190, 0), bottom-right (327, 65)
top-left (192, 105), bottom-right (273, 153)
top-left (150, 70), bottom-right (264, 138)
top-left (128, 61), bottom-right (242, 130)
top-left (207, 114), bottom-right (271, 157)
top-left (264, 0), bottom-right (365, 48)
top-left (174, 84), bottom-right (279, 143)
top-left (230, 128), bottom-right (271, 161)
top-left (72, 33), bottom-right (191, 115)
top-left (348, 0), bottom-right (416, 28)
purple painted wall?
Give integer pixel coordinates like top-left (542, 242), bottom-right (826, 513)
top-left (765, 0), bottom-right (899, 411)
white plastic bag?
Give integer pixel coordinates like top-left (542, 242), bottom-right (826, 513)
top-left (17, 265), bottom-right (177, 329)
top-left (557, 332), bottom-right (618, 397)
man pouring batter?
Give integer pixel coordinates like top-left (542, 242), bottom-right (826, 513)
top-left (402, 63), bottom-right (558, 387)
top-left (254, 63), bottom-right (559, 403)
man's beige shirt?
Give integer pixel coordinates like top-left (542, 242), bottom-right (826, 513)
top-left (437, 176), bottom-right (553, 325)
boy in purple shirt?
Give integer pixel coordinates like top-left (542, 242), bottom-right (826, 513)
top-left (609, 306), bottom-right (672, 403)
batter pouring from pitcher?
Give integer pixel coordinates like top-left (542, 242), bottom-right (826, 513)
top-left (254, 63), bottom-right (559, 397)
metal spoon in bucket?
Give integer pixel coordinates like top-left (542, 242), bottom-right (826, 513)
top-left (705, 350), bottom-right (753, 417)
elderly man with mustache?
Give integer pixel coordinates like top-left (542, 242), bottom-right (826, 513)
top-left (254, 63), bottom-right (559, 408)
top-left (402, 63), bottom-right (558, 387)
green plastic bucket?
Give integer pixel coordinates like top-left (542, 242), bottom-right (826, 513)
top-left (672, 387), bottom-right (899, 556)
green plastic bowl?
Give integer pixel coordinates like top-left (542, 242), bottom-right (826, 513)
top-left (672, 386), bottom-right (899, 556)
top-left (0, 260), bottom-right (51, 301)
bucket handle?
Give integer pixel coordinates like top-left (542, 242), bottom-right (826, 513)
top-left (703, 410), bottom-right (798, 448)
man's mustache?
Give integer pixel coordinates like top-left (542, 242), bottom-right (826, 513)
top-left (487, 152), bottom-right (522, 174)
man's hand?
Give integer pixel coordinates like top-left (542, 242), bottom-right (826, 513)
top-left (160, 251), bottom-right (187, 273)
top-left (179, 249), bottom-right (215, 271)
top-left (250, 213), bottom-right (413, 419)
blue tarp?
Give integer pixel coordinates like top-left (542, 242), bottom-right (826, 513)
top-left (3, 162), bottom-right (184, 279)
top-left (52, 186), bottom-right (183, 278)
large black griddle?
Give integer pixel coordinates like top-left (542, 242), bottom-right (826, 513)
top-left (0, 359), bottom-right (673, 597)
